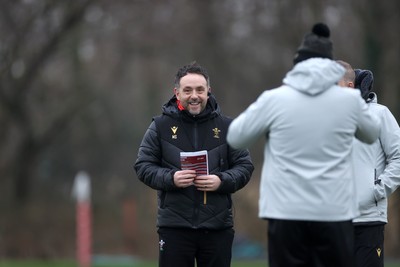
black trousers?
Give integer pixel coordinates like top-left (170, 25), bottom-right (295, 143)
top-left (267, 219), bottom-right (354, 267)
top-left (157, 227), bottom-right (234, 267)
top-left (354, 224), bottom-right (385, 267)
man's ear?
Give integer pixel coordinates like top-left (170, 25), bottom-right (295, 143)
top-left (174, 87), bottom-right (179, 97)
top-left (348, 82), bottom-right (354, 88)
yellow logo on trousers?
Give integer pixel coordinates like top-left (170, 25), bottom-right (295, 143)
top-left (376, 248), bottom-right (381, 257)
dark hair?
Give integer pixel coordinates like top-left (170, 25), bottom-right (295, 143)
top-left (174, 61), bottom-right (210, 88)
top-left (354, 69), bottom-right (374, 101)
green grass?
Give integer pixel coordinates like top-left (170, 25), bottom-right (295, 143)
top-left (0, 260), bottom-right (75, 267)
top-left (0, 260), bottom-right (399, 267)
top-left (0, 260), bottom-right (265, 267)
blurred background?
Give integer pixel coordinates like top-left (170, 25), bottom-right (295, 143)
top-left (1, 0), bottom-right (399, 262)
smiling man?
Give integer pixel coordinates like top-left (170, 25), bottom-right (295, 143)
top-left (174, 71), bottom-right (209, 115)
top-left (134, 62), bottom-right (254, 267)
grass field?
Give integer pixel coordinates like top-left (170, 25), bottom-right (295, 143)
top-left (0, 260), bottom-right (399, 267)
top-left (0, 260), bottom-right (266, 267)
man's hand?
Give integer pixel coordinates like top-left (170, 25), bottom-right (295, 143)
top-left (173, 170), bottom-right (196, 188)
top-left (194, 174), bottom-right (221, 191)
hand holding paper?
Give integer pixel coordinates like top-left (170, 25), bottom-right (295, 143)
top-left (173, 169), bottom-right (196, 188)
top-left (180, 150), bottom-right (210, 204)
top-left (180, 150), bottom-right (209, 175)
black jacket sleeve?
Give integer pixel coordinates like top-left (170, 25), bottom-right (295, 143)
top-left (134, 121), bottom-right (178, 191)
top-left (216, 146), bottom-right (254, 194)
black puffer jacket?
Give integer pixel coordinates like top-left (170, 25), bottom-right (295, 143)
top-left (134, 94), bottom-right (254, 230)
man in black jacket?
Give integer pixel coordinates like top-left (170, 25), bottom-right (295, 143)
top-left (134, 62), bottom-right (254, 267)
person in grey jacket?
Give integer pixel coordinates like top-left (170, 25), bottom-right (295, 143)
top-left (227, 23), bottom-right (381, 267)
top-left (337, 61), bottom-right (400, 267)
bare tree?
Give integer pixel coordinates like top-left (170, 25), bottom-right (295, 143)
top-left (0, 0), bottom-right (94, 203)
top-left (0, 0), bottom-right (399, 259)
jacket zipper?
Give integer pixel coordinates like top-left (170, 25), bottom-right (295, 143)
top-left (374, 169), bottom-right (378, 206)
top-left (193, 121), bottom-right (200, 227)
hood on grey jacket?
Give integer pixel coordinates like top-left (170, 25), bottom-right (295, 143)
top-left (283, 58), bottom-right (345, 96)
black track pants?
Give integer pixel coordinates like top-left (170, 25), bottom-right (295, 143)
top-left (267, 219), bottom-right (354, 267)
top-left (157, 227), bottom-right (234, 267)
top-left (354, 224), bottom-right (385, 267)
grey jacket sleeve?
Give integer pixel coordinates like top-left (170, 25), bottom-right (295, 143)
top-left (374, 107), bottom-right (400, 199)
top-left (355, 97), bottom-right (381, 144)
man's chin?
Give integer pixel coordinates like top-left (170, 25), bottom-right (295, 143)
top-left (188, 109), bottom-right (201, 116)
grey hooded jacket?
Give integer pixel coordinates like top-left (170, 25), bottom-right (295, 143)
top-left (227, 58), bottom-right (381, 221)
top-left (352, 92), bottom-right (400, 224)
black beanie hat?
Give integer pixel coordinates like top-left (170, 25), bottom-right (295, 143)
top-left (293, 23), bottom-right (333, 64)
top-left (354, 69), bottom-right (374, 101)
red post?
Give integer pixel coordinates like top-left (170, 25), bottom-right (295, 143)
top-left (77, 201), bottom-right (92, 267)
top-left (122, 197), bottom-right (137, 253)
top-left (72, 171), bottom-right (92, 267)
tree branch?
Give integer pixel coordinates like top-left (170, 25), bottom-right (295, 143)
top-left (13, 0), bottom-right (94, 102)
